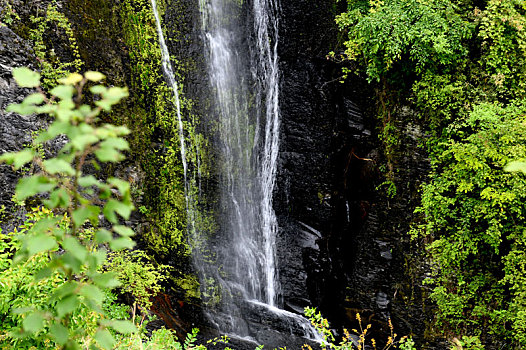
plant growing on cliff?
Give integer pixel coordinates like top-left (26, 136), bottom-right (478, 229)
top-left (415, 102), bottom-right (526, 345)
top-left (336, 0), bottom-right (526, 346)
top-left (29, 4), bottom-right (84, 89)
top-left (104, 249), bottom-right (169, 310)
top-left (0, 67), bottom-right (136, 349)
top-left (302, 307), bottom-right (408, 350)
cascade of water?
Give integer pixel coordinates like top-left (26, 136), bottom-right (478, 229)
top-left (199, 0), bottom-right (279, 309)
top-left (252, 0), bottom-right (281, 307)
top-left (150, 0), bottom-right (188, 193)
top-left (199, 0), bottom-right (262, 304)
top-left (198, 0), bottom-right (322, 342)
top-left (151, 0), bottom-right (321, 342)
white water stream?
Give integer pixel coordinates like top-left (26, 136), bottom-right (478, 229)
top-left (150, 0), bottom-right (187, 189)
top-left (151, 0), bottom-right (321, 342)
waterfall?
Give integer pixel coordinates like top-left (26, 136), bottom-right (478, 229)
top-left (150, 0), bottom-right (188, 193)
top-left (253, 0), bottom-right (281, 307)
top-left (151, 0), bottom-right (320, 343)
top-left (199, 0), bottom-right (280, 309)
top-left (198, 0), bottom-right (321, 343)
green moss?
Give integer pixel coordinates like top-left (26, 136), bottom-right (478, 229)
top-left (173, 274), bottom-right (201, 300)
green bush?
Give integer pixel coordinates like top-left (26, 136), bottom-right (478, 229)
top-left (0, 68), bottom-right (136, 349)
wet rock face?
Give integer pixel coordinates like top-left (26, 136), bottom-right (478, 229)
top-left (0, 26), bottom-right (40, 216)
top-left (274, 0), bottom-right (434, 344)
top-left (275, 0), bottom-right (375, 322)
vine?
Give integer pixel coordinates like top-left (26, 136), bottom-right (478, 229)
top-left (29, 4), bottom-right (83, 88)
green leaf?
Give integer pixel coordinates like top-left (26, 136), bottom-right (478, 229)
top-left (78, 104), bottom-right (92, 117)
top-left (36, 104), bottom-right (57, 114)
top-left (103, 199), bottom-right (132, 223)
top-left (61, 252), bottom-right (83, 274)
top-left (95, 329), bottom-right (115, 350)
top-left (95, 99), bottom-right (112, 112)
top-left (78, 175), bottom-right (100, 188)
top-left (94, 147), bottom-right (123, 162)
top-left (72, 205), bottom-right (100, 226)
top-left (12, 67), bottom-right (40, 87)
top-left (27, 217), bottom-right (61, 235)
top-left (64, 339), bottom-right (81, 350)
top-left (109, 320), bottom-right (137, 334)
top-left (92, 272), bottom-right (120, 289)
top-left (71, 134), bottom-right (99, 150)
top-left (52, 281), bottom-right (78, 300)
top-left (113, 225), bottom-right (134, 237)
top-left (50, 85), bottom-right (75, 100)
top-left (6, 102), bottom-right (37, 115)
top-left (90, 85), bottom-right (106, 95)
top-left (80, 284), bottom-right (105, 305)
top-left (88, 250), bottom-right (107, 271)
top-left (25, 234), bottom-right (57, 256)
top-left (85, 71), bottom-right (106, 82)
top-left (50, 323), bottom-right (69, 345)
top-left (94, 229), bottom-right (112, 243)
top-left (504, 161), bottom-right (526, 174)
top-left (42, 158), bottom-right (75, 176)
top-left (44, 188), bottom-right (71, 209)
top-left (23, 312), bottom-right (45, 333)
top-left (13, 149), bottom-right (35, 169)
top-left (24, 93), bottom-right (45, 105)
top-left (104, 87), bottom-right (129, 101)
top-left (109, 237), bottom-right (135, 251)
top-left (99, 138), bottom-right (129, 150)
top-left (45, 120), bottom-right (71, 139)
top-left (35, 267), bottom-right (53, 280)
top-left (56, 294), bottom-right (79, 318)
top-left (15, 175), bottom-right (55, 201)
top-left (62, 237), bottom-right (88, 261)
top-left (0, 149), bottom-right (35, 170)
top-left (108, 177), bottom-right (130, 196)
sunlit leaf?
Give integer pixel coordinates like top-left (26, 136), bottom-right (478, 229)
top-left (85, 71), bottom-right (106, 82)
top-left (92, 272), bottom-right (120, 289)
top-left (113, 225), bottom-right (134, 237)
top-left (109, 320), bottom-right (137, 334)
top-left (42, 158), bottom-right (75, 176)
top-left (15, 175), bottom-right (55, 201)
top-left (51, 85), bottom-right (75, 100)
top-left (23, 312), bottom-right (45, 333)
top-left (95, 329), bottom-right (115, 350)
top-left (12, 67), bottom-right (40, 87)
top-left (109, 237), bottom-right (135, 251)
top-left (59, 72), bottom-right (83, 85)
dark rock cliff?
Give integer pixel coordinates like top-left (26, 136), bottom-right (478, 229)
top-left (0, 26), bottom-right (41, 228)
top-left (274, 0), bottom-right (439, 347)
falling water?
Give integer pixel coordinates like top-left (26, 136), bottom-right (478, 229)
top-left (151, 0), bottom-right (320, 342)
top-left (198, 0), bottom-right (321, 342)
top-left (199, 0), bottom-right (280, 308)
top-left (150, 0), bottom-right (188, 191)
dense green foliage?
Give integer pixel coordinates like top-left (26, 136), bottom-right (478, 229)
top-left (0, 68), bottom-right (137, 349)
top-left (336, 0), bottom-right (526, 347)
top-left (0, 68), bottom-right (220, 349)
